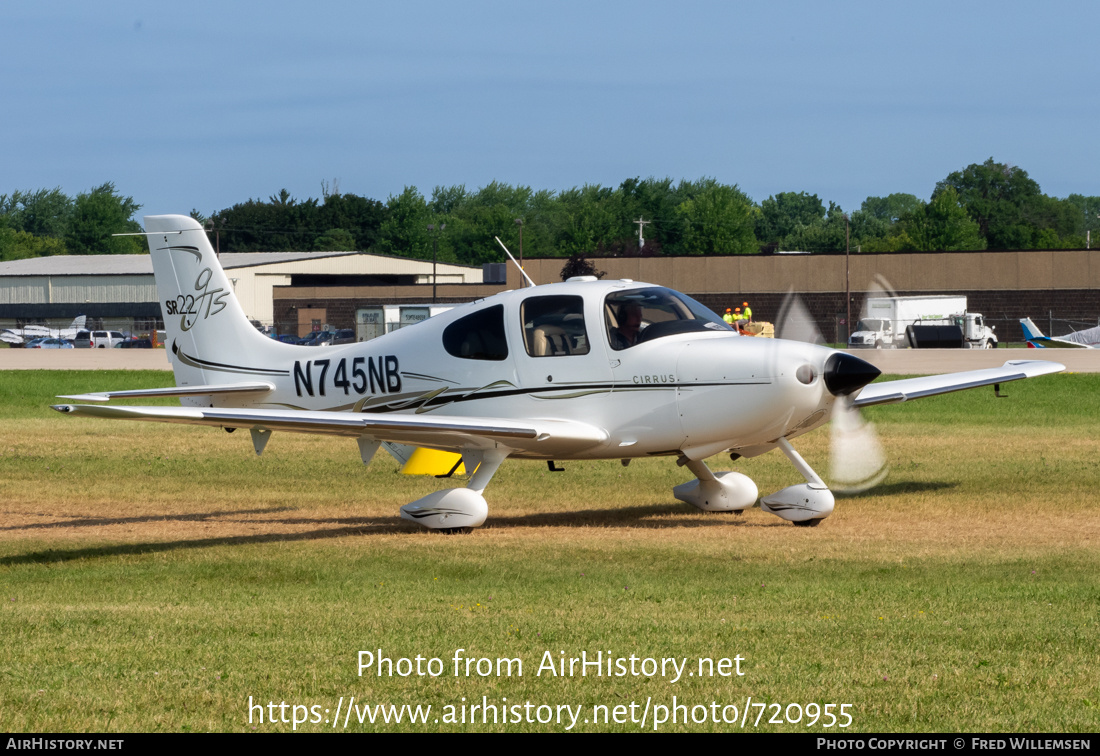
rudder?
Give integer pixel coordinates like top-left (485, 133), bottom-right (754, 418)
top-left (144, 214), bottom-right (288, 391)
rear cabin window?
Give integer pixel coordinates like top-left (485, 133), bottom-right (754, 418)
top-left (442, 305), bottom-right (508, 361)
top-left (521, 295), bottom-right (590, 357)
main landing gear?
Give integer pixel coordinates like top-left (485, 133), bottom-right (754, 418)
top-left (399, 449), bottom-right (508, 530)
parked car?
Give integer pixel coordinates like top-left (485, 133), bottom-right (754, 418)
top-left (29, 338), bottom-right (74, 349)
top-left (75, 330), bottom-right (125, 348)
top-left (316, 329), bottom-right (356, 346)
top-left (114, 338), bottom-right (153, 349)
top-left (297, 330), bottom-right (333, 346)
top-left (272, 334), bottom-right (298, 344)
top-left (23, 337), bottom-right (50, 349)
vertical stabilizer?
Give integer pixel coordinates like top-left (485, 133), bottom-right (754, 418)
top-left (144, 215), bottom-right (288, 393)
top-left (1019, 318), bottom-right (1045, 342)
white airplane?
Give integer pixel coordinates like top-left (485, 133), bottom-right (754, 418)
top-left (51, 215), bottom-right (1064, 530)
top-left (1020, 318), bottom-right (1099, 349)
top-left (1, 315), bottom-right (87, 346)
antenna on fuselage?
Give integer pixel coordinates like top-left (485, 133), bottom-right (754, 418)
top-left (494, 236), bottom-right (536, 288)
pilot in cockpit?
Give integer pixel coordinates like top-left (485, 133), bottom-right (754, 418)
top-left (609, 301), bottom-right (643, 350)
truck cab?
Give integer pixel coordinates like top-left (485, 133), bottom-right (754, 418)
top-left (953, 313), bottom-right (997, 349)
top-left (848, 318), bottom-right (893, 349)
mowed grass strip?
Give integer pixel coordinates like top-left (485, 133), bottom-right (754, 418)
top-left (0, 370), bottom-right (1098, 732)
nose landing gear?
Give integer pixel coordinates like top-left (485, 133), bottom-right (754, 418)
top-left (759, 438), bottom-right (834, 526)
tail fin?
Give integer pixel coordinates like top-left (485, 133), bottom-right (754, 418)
top-left (1019, 318), bottom-right (1045, 342)
top-left (144, 215), bottom-right (289, 389)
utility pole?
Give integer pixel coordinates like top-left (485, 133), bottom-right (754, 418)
top-left (427, 223), bottom-right (445, 303)
top-left (634, 217), bottom-right (650, 250)
top-left (204, 219), bottom-right (223, 257)
top-left (843, 213), bottom-right (851, 345)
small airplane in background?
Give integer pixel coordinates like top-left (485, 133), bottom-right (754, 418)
top-left (1020, 318), bottom-right (1100, 349)
top-left (1, 315), bottom-right (87, 346)
top-left (51, 215), bottom-right (1064, 531)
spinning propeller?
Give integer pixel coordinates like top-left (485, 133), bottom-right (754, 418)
top-left (775, 292), bottom-right (889, 494)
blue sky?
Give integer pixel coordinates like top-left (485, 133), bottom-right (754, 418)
top-left (3, 1), bottom-right (1097, 217)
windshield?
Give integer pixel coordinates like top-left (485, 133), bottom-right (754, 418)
top-left (604, 287), bottom-right (732, 350)
top-left (855, 319), bottom-right (889, 332)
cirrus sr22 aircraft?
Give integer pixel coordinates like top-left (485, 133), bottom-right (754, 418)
top-left (52, 215), bottom-right (1063, 530)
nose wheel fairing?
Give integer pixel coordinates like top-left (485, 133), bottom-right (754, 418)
top-left (757, 438), bottom-right (836, 523)
top-left (675, 438), bottom-right (837, 525)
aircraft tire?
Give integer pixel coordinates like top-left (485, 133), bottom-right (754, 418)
top-left (792, 518), bottom-right (823, 528)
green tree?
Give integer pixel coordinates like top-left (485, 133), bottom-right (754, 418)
top-left (317, 193), bottom-right (386, 251)
top-left (860, 193), bottom-right (922, 224)
top-left (903, 187), bottom-right (985, 251)
top-left (554, 184), bottom-right (619, 258)
top-left (1, 187), bottom-right (73, 238)
top-left (1020, 194), bottom-right (1084, 247)
top-left (1065, 194), bottom-right (1100, 245)
top-left (0, 227), bottom-right (68, 261)
top-left (430, 184), bottom-right (468, 215)
top-left (377, 187), bottom-right (433, 260)
top-left (756, 191), bottom-right (826, 245)
top-left (780, 202), bottom-right (851, 253)
top-left (313, 228), bottom-right (357, 251)
top-left (675, 183), bottom-right (757, 255)
top-left (615, 177), bottom-right (681, 253)
top-left (934, 158), bottom-right (1040, 249)
top-left (63, 183), bottom-right (143, 255)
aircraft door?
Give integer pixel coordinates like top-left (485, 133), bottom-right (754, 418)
top-left (513, 294), bottom-right (613, 418)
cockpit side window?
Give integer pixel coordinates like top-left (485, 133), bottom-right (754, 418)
top-left (442, 304), bottom-right (508, 360)
top-left (521, 295), bottom-right (590, 357)
top-left (605, 287), bottom-right (733, 350)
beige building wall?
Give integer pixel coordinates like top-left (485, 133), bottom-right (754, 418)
top-left (0, 275), bottom-right (157, 305)
top-left (506, 250), bottom-right (1100, 294)
top-left (227, 257), bottom-right (479, 324)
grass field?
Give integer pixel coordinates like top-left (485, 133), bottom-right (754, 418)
top-left (1, 370), bottom-right (1098, 732)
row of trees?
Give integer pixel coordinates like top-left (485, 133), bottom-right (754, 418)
top-left (4, 161), bottom-right (1099, 264)
top-left (0, 183), bottom-right (144, 260)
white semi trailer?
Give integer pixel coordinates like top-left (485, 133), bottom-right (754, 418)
top-left (848, 296), bottom-right (997, 349)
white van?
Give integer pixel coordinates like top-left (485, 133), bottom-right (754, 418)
top-left (74, 330), bottom-right (126, 348)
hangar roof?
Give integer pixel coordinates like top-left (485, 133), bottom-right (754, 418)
top-left (0, 250), bottom-right (483, 324)
top-left (0, 250), bottom-right (385, 276)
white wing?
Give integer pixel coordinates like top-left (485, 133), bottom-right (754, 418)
top-left (852, 360), bottom-right (1064, 408)
top-left (51, 403), bottom-right (607, 458)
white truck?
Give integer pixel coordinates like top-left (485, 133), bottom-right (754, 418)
top-left (848, 295), bottom-right (997, 349)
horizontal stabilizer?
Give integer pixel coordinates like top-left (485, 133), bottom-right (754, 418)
top-left (57, 382), bottom-right (275, 403)
top-left (852, 360), bottom-right (1064, 408)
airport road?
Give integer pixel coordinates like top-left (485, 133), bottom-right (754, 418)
top-left (1, 348), bottom-right (172, 371)
top-left (852, 348), bottom-right (1100, 374)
